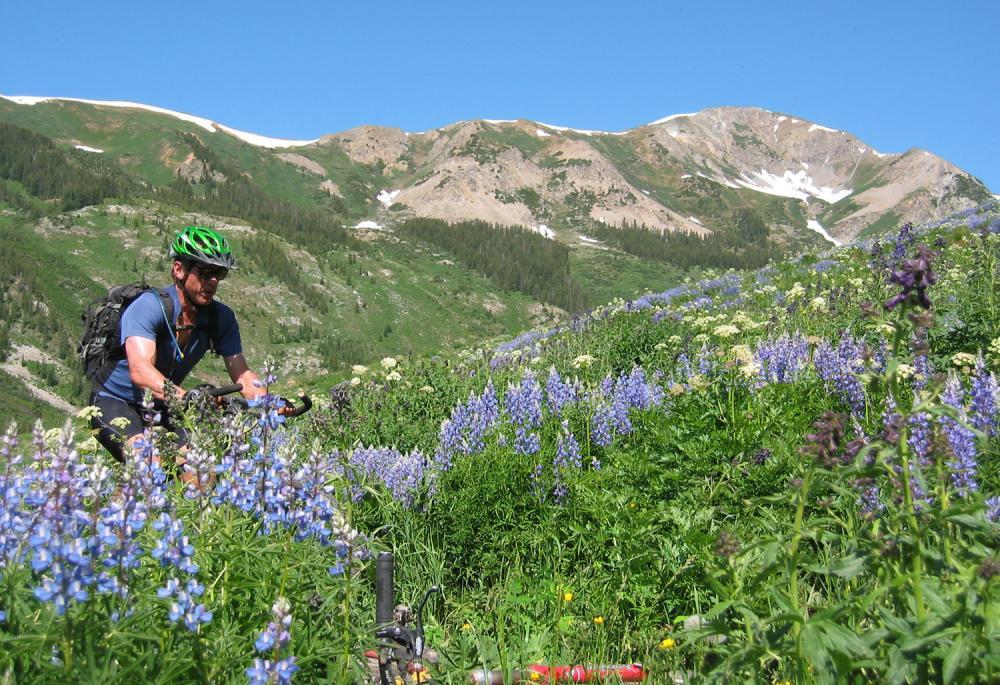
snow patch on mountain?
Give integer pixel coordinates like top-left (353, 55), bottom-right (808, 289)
top-left (807, 219), bottom-right (840, 246)
top-left (735, 169), bottom-right (852, 204)
top-left (533, 224), bottom-right (555, 239)
top-left (1, 95), bottom-right (317, 148)
top-left (650, 112), bottom-right (698, 125)
top-left (377, 189), bottom-right (401, 206)
top-left (74, 145), bottom-right (103, 153)
top-left (536, 122), bottom-right (624, 136)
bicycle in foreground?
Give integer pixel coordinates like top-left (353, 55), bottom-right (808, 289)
top-left (367, 552), bottom-right (648, 684)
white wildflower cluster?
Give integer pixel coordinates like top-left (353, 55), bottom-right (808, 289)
top-left (571, 354), bottom-right (595, 369)
top-left (730, 311), bottom-right (764, 332)
top-left (786, 283), bottom-right (806, 301)
top-left (712, 324), bottom-right (740, 338)
top-left (951, 352), bottom-right (978, 374)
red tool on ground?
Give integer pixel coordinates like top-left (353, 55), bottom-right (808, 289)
top-left (468, 663), bottom-right (647, 683)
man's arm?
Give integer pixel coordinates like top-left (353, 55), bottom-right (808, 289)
top-left (224, 353), bottom-right (265, 400)
top-left (125, 336), bottom-right (183, 400)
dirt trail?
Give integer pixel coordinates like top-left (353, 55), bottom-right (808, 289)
top-left (1, 344), bottom-right (77, 414)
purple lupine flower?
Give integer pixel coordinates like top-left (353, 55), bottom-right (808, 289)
top-left (987, 496), bottom-right (1000, 522)
top-left (545, 367), bottom-right (579, 415)
top-left (247, 597), bottom-right (299, 685)
top-left (151, 513), bottom-right (198, 574)
top-left (505, 371), bottom-right (544, 429)
top-left (590, 403), bottom-right (614, 448)
top-left (889, 222), bottom-right (915, 268)
top-left (343, 446), bottom-right (427, 509)
top-left (940, 374), bottom-right (979, 498)
top-left (969, 355), bottom-right (999, 436)
top-left (433, 382), bottom-right (502, 470)
top-left (885, 245), bottom-right (936, 311)
top-left (158, 577), bottom-right (212, 632)
top-left (24, 422), bottom-right (98, 615)
top-left (513, 426), bottom-right (541, 455)
top-left (754, 333), bottom-right (810, 386)
top-left (551, 421), bottom-right (583, 504)
top-left (913, 354), bottom-right (934, 390)
top-left (814, 335), bottom-right (867, 415)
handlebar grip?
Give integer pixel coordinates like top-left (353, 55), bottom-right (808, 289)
top-left (209, 383), bottom-right (244, 397)
top-left (283, 393), bottom-right (313, 418)
top-left (376, 552), bottom-right (394, 627)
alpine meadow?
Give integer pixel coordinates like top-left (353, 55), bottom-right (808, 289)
top-left (0, 94), bottom-right (997, 685)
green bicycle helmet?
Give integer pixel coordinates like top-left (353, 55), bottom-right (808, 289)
top-left (169, 225), bottom-right (238, 269)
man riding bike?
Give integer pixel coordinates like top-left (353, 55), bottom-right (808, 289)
top-left (89, 225), bottom-right (264, 463)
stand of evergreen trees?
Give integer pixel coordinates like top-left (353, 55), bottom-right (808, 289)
top-left (397, 218), bottom-right (587, 313)
top-left (586, 210), bottom-right (778, 270)
top-left (162, 133), bottom-right (358, 256)
top-left (240, 233), bottom-right (329, 313)
top-left (0, 123), bottom-right (134, 211)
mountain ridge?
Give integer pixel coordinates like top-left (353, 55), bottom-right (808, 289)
top-left (0, 94), bottom-right (992, 245)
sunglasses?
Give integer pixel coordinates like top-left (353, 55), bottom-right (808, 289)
top-left (194, 265), bottom-right (229, 281)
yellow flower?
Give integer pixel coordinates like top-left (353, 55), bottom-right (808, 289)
top-left (529, 673), bottom-right (543, 682)
top-left (563, 591), bottom-right (573, 603)
top-left (461, 622), bottom-right (472, 632)
top-left (593, 616), bottom-right (604, 625)
top-left (658, 637), bottom-right (677, 650)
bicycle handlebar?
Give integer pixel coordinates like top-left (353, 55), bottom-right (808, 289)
top-left (184, 384), bottom-right (312, 418)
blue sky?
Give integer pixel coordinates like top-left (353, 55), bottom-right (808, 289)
top-left (3, 1), bottom-right (998, 190)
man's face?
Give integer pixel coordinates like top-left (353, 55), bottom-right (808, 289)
top-left (175, 261), bottom-right (228, 306)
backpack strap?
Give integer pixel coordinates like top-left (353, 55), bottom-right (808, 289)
top-left (157, 287), bottom-right (175, 330)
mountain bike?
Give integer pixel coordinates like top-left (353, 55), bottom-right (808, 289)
top-left (368, 552), bottom-right (648, 684)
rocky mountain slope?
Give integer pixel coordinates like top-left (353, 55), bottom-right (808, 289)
top-left (0, 96), bottom-right (991, 246)
top-left (322, 107), bottom-right (990, 244)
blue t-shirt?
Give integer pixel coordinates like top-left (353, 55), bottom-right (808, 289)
top-left (99, 286), bottom-right (243, 402)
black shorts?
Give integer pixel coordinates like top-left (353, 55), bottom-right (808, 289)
top-left (89, 392), bottom-right (189, 463)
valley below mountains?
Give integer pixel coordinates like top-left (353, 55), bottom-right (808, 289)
top-left (0, 95), bottom-right (993, 418)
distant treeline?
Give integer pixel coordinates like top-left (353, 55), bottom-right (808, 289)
top-left (397, 218), bottom-right (588, 313)
top-left (587, 208), bottom-right (778, 270)
top-left (0, 123), bottom-right (134, 211)
top-left (240, 233), bottom-right (329, 313)
top-left (162, 133), bottom-right (358, 254)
